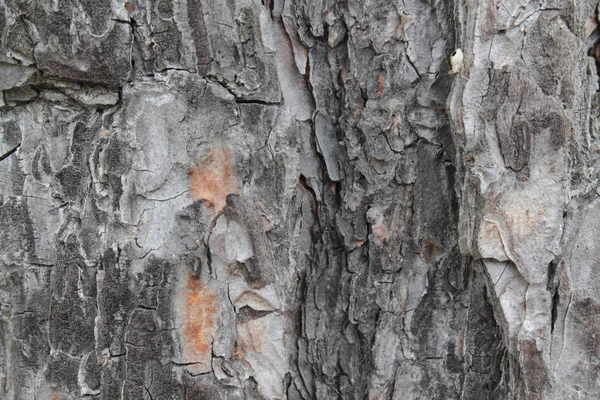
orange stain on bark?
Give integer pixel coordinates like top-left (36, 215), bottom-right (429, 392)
top-left (184, 276), bottom-right (219, 358)
top-left (49, 392), bottom-right (66, 400)
top-left (372, 222), bottom-right (388, 240)
top-left (189, 147), bottom-right (239, 213)
top-left (377, 74), bottom-right (385, 97)
top-left (237, 318), bottom-right (267, 353)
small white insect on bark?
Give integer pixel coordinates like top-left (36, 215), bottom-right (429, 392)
top-left (448, 48), bottom-right (464, 76)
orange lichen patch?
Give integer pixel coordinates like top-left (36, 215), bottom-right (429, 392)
top-left (419, 239), bottom-right (442, 265)
top-left (352, 239), bottom-right (365, 247)
top-left (261, 215), bottom-right (272, 231)
top-left (189, 147), bottom-right (239, 213)
top-left (237, 318), bottom-right (268, 353)
top-left (377, 74), bottom-right (385, 98)
top-left (586, 7), bottom-right (598, 37)
top-left (482, 218), bottom-right (502, 240)
top-left (505, 208), bottom-right (549, 239)
top-left (369, 209), bottom-right (389, 243)
top-left (98, 127), bottom-right (111, 139)
top-left (396, 16), bottom-right (406, 37)
top-left (232, 342), bottom-right (245, 358)
top-left (124, 2), bottom-right (135, 12)
top-left (372, 221), bottom-right (389, 240)
top-left (49, 392), bottom-right (67, 400)
top-left (184, 275), bottom-right (219, 359)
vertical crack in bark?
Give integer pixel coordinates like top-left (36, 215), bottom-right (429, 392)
top-left (547, 258), bottom-right (560, 334)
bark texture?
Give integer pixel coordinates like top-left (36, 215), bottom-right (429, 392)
top-left (0, 0), bottom-right (599, 398)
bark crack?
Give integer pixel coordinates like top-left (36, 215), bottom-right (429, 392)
top-left (0, 143), bottom-right (21, 162)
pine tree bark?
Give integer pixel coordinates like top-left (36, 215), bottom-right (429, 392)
top-left (0, 0), bottom-right (598, 398)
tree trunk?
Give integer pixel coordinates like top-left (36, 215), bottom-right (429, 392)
top-left (0, 0), bottom-right (598, 398)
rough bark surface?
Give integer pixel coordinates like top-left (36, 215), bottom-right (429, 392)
top-left (0, 0), bottom-right (599, 398)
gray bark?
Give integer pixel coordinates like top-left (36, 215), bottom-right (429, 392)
top-left (0, 0), bottom-right (598, 398)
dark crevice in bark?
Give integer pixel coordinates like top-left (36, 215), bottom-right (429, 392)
top-left (234, 98), bottom-right (280, 106)
top-left (205, 240), bottom-right (213, 278)
top-left (157, 67), bottom-right (195, 74)
top-left (0, 143), bottom-right (21, 162)
top-left (547, 258), bottom-right (560, 334)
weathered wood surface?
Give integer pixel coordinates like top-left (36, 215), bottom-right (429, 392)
top-left (0, 0), bottom-right (599, 398)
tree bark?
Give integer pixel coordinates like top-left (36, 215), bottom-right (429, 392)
top-left (0, 0), bottom-right (598, 398)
